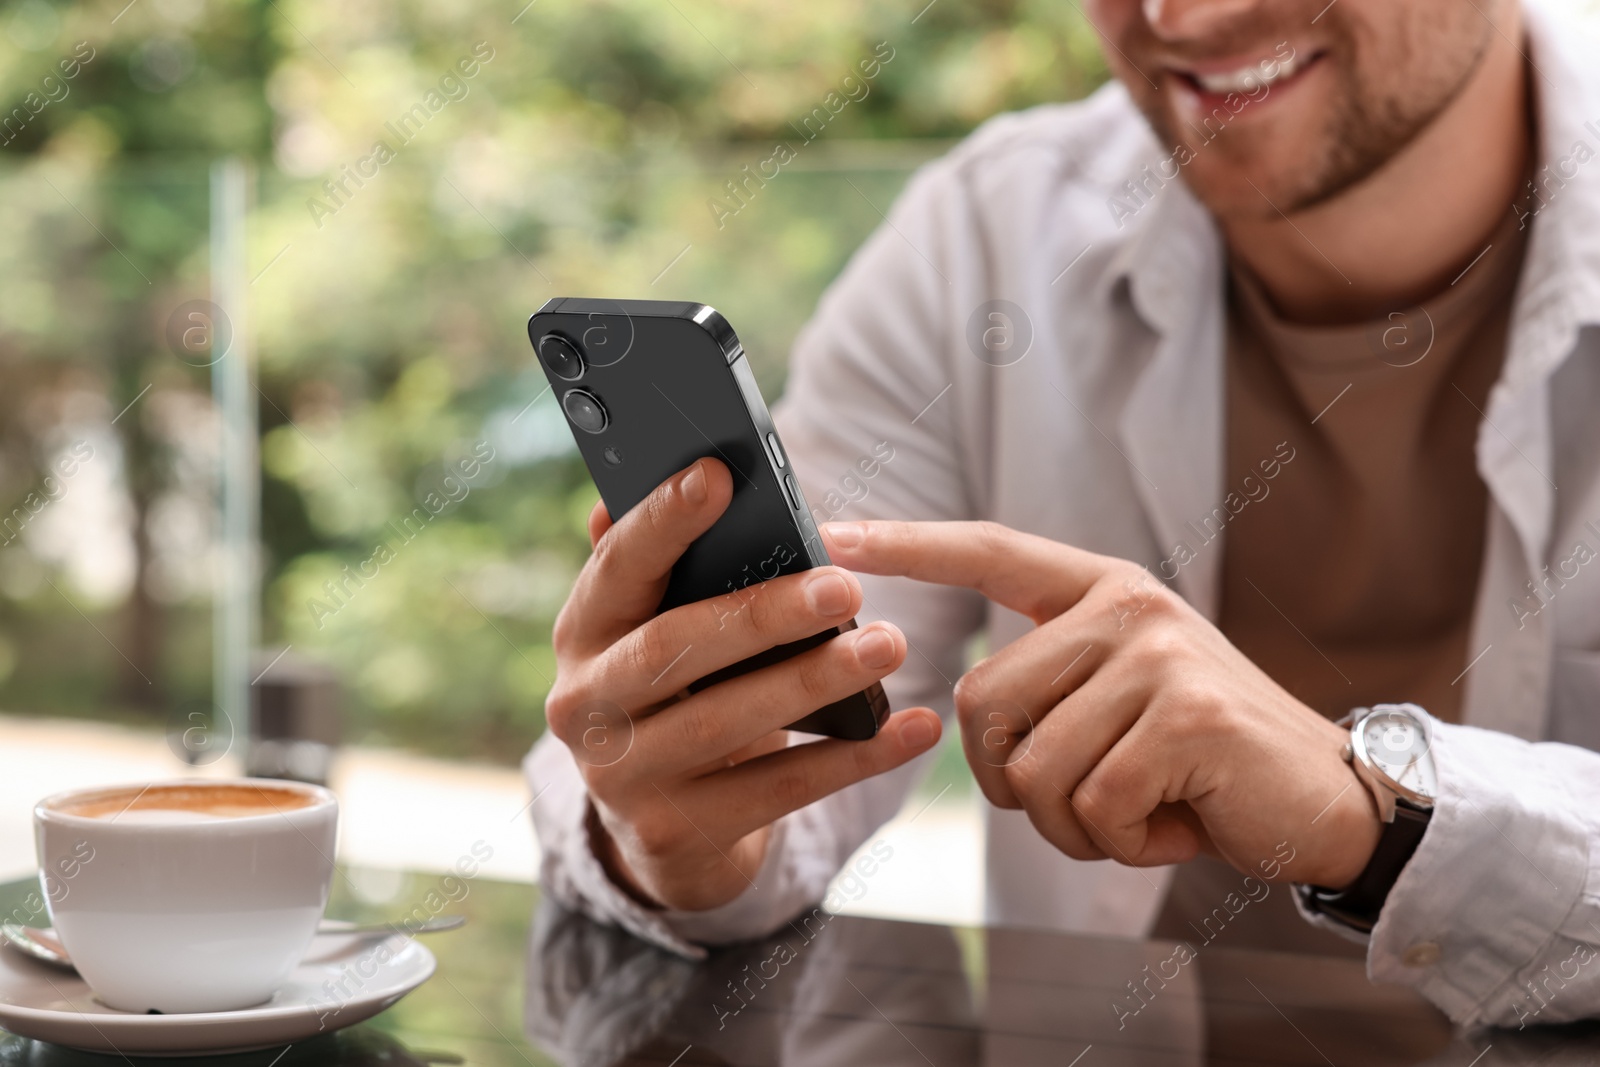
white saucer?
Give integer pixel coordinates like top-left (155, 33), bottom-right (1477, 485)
top-left (0, 929), bottom-right (435, 1056)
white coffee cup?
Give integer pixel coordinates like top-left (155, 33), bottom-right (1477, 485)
top-left (34, 778), bottom-right (338, 1014)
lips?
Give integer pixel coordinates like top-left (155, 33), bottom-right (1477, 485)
top-left (1188, 48), bottom-right (1310, 94)
top-left (1165, 48), bottom-right (1325, 121)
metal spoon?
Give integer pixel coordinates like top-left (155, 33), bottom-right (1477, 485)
top-left (1, 915), bottom-right (465, 971)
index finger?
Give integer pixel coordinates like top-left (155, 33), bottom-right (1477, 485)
top-left (565, 458), bottom-right (734, 647)
top-left (820, 520), bottom-right (1110, 622)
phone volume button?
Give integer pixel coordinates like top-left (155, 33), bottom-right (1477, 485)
top-left (766, 432), bottom-right (786, 470)
top-left (782, 473), bottom-right (803, 512)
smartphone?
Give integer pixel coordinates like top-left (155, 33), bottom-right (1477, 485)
top-left (528, 297), bottom-right (890, 741)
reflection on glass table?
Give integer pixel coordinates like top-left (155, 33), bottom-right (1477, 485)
top-left (3, 872), bottom-right (1599, 1066)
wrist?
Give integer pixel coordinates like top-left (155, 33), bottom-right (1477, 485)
top-left (1298, 703), bottom-right (1438, 932)
top-left (1312, 766), bottom-right (1384, 889)
top-left (585, 802), bottom-right (667, 911)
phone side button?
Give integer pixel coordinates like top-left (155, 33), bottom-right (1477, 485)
top-left (766, 432), bottom-right (786, 470)
top-left (783, 473), bottom-right (803, 512)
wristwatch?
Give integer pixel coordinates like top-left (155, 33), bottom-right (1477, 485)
top-left (1297, 703), bottom-right (1437, 934)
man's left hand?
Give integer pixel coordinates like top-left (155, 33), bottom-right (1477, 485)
top-left (821, 520), bottom-right (1382, 888)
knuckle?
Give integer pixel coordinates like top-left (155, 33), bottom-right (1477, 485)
top-left (1110, 559), bottom-right (1149, 586)
top-left (1057, 829), bottom-right (1104, 862)
top-left (769, 764), bottom-right (819, 812)
top-left (1137, 625), bottom-right (1186, 665)
top-left (1003, 750), bottom-right (1049, 805)
top-left (700, 590), bottom-right (741, 634)
top-left (1090, 576), bottom-right (1131, 618)
top-left (1016, 783), bottom-right (1097, 862)
top-left (972, 520), bottom-right (1012, 557)
top-left (550, 602), bottom-right (578, 656)
top-left (677, 704), bottom-right (729, 753)
top-left (850, 736), bottom-right (885, 780)
top-left (955, 684), bottom-right (986, 735)
top-left (975, 769), bottom-right (1023, 810)
top-left (1088, 569), bottom-right (1123, 605)
top-left (740, 581), bottom-right (785, 640)
top-left (629, 621), bottom-right (678, 684)
top-left (796, 646), bottom-right (841, 704)
top-left (642, 480), bottom-right (675, 532)
top-left (588, 526), bottom-right (624, 579)
top-left (952, 663), bottom-right (993, 714)
top-left (1140, 582), bottom-right (1185, 622)
top-left (544, 682), bottom-right (580, 740)
top-left (1161, 677), bottom-right (1225, 734)
top-left (1129, 614), bottom-right (1199, 673)
top-left (1070, 776), bottom-right (1112, 828)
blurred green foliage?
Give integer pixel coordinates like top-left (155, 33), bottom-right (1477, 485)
top-left (0, 0), bottom-right (1107, 762)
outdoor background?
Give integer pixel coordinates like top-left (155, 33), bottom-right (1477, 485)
top-left (0, 0), bottom-right (1111, 765)
top-left (7, 0), bottom-right (1599, 924)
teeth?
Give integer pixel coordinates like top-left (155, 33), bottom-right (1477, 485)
top-left (1193, 50), bottom-right (1303, 94)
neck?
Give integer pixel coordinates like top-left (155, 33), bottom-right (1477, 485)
top-left (1221, 5), bottom-right (1530, 325)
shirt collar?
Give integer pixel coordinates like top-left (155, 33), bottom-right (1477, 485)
top-left (1502, 0), bottom-right (1600, 390)
top-left (1093, 153), bottom-right (1218, 336)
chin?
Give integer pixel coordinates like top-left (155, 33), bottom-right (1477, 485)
top-left (1174, 148), bottom-right (1326, 223)
top-left (1139, 59), bottom-right (1350, 220)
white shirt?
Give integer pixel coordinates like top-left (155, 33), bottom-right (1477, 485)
top-left (526, 1), bottom-right (1600, 1028)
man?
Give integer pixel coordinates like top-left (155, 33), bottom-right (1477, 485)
top-left (527, 0), bottom-right (1600, 1028)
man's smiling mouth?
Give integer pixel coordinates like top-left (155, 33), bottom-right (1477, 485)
top-left (1168, 47), bottom-right (1324, 97)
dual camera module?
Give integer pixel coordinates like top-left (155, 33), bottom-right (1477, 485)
top-left (538, 333), bottom-right (608, 435)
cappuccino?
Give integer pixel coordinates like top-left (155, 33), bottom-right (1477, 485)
top-left (35, 777), bottom-right (338, 1013)
top-left (55, 783), bottom-right (315, 821)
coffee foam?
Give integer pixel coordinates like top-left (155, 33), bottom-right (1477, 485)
top-left (56, 783), bottom-right (317, 821)
top-left (103, 808), bottom-right (239, 825)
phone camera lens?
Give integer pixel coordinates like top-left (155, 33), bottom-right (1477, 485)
top-left (539, 334), bottom-right (585, 381)
top-left (563, 389), bottom-right (609, 434)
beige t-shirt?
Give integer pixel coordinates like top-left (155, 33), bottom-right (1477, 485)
top-left (1151, 206), bottom-right (1528, 955)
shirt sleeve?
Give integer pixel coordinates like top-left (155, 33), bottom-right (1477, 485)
top-left (522, 157), bottom-right (988, 958)
top-left (1363, 720), bottom-right (1600, 1027)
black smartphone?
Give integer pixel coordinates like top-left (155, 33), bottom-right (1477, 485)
top-left (528, 297), bottom-right (890, 741)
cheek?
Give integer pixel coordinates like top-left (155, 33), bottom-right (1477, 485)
top-left (1083, 0), bottom-right (1170, 129)
top-left (1084, 0), bottom-right (1138, 42)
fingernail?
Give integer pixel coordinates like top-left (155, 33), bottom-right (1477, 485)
top-left (681, 463), bottom-right (706, 505)
top-left (805, 573), bottom-right (851, 617)
top-left (855, 627), bottom-right (896, 669)
top-left (899, 714), bottom-right (934, 750)
top-left (824, 521), bottom-right (864, 548)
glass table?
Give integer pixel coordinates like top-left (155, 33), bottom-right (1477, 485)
top-left (0, 871), bottom-right (1596, 1066)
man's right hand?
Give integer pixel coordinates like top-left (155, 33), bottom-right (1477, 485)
top-left (545, 458), bottom-right (942, 913)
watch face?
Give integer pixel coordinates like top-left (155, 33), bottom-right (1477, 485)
top-left (1360, 707), bottom-right (1438, 799)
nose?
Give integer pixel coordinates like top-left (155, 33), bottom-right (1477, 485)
top-left (1141, 0), bottom-right (1261, 40)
